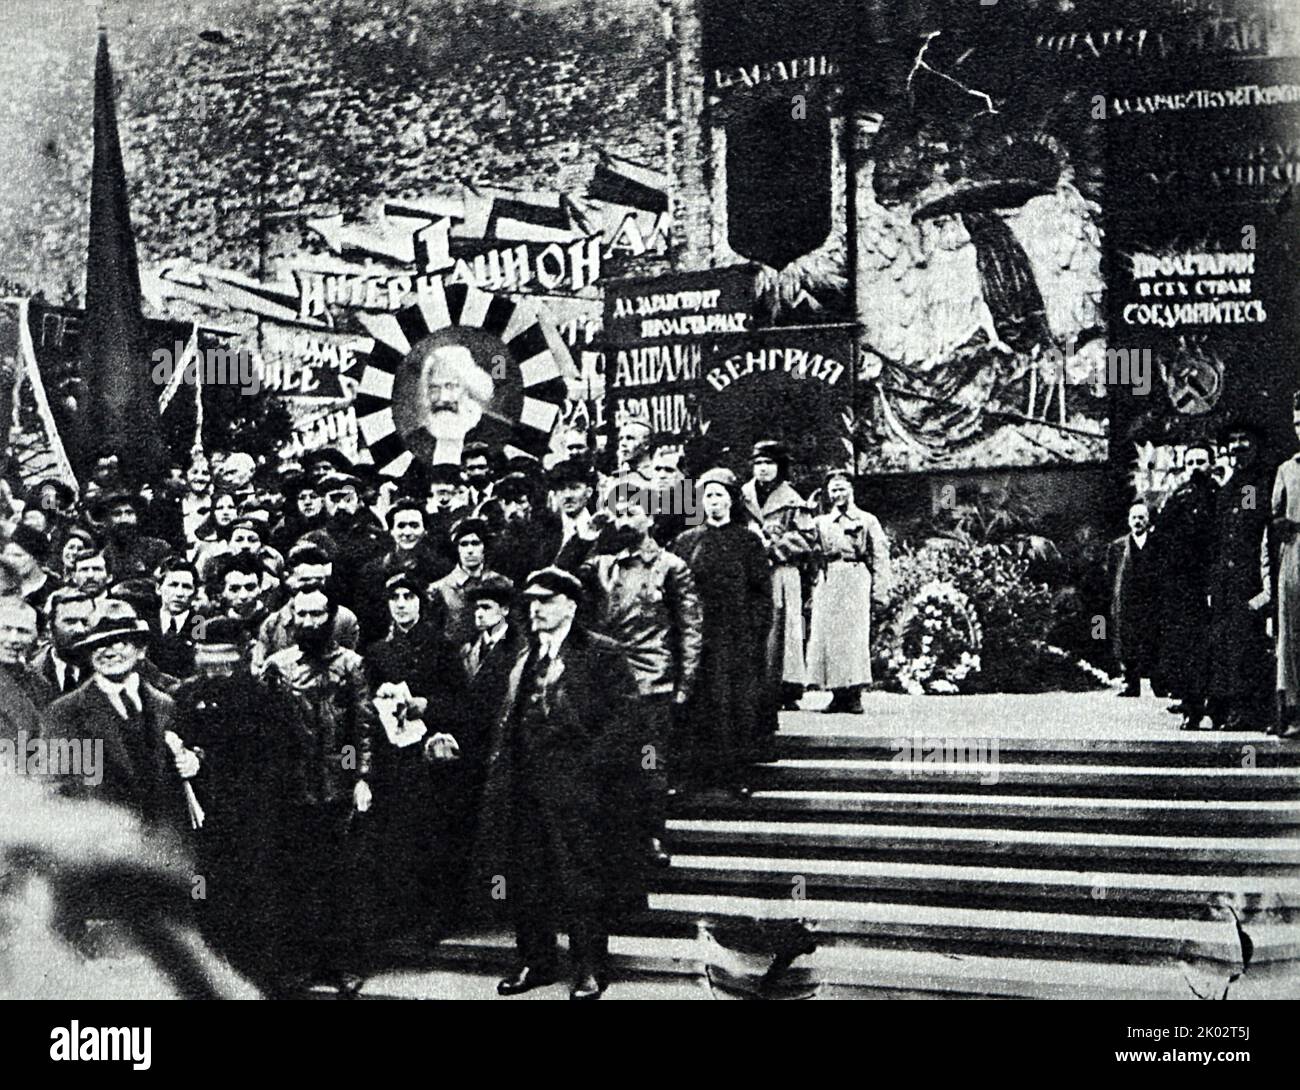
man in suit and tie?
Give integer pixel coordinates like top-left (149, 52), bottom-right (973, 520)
top-left (27, 589), bottom-right (97, 705)
top-left (1107, 500), bottom-right (1162, 698)
top-left (149, 558), bottom-right (202, 678)
top-left (472, 567), bottom-right (642, 1001)
top-left (45, 602), bottom-right (201, 829)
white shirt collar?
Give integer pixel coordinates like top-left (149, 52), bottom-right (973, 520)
top-left (94, 672), bottom-right (142, 718)
top-left (538, 617), bottom-right (574, 660)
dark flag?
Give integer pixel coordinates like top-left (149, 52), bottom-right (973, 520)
top-left (77, 27), bottom-right (167, 485)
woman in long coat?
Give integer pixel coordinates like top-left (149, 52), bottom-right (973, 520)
top-left (670, 468), bottom-right (772, 796)
top-left (741, 441), bottom-right (816, 712)
top-left (805, 470), bottom-right (891, 713)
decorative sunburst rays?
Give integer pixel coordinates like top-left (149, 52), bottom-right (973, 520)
top-left (351, 281), bottom-right (567, 473)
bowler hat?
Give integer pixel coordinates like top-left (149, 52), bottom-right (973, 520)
top-left (194, 616), bottom-right (246, 648)
top-left (521, 566), bottom-right (583, 603)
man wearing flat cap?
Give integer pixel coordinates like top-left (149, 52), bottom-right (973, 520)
top-left (471, 566), bottom-right (640, 1001)
top-left (46, 601), bottom-right (201, 828)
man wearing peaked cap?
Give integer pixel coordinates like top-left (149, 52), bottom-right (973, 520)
top-left (432, 516), bottom-right (508, 647)
top-left (519, 565), bottom-right (584, 603)
top-left (472, 562), bottom-right (644, 1001)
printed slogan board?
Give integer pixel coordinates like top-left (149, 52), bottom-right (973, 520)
top-left (1104, 50), bottom-right (1300, 507)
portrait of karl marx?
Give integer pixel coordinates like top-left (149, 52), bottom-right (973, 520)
top-left (413, 340), bottom-right (496, 442)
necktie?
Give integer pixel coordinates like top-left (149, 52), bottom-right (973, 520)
top-left (65, 666), bottom-right (79, 694)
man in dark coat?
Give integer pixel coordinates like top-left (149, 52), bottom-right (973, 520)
top-left (1106, 500), bottom-right (1161, 697)
top-left (27, 589), bottom-right (97, 705)
top-left (302, 471), bottom-right (387, 611)
top-left (255, 588), bottom-right (375, 996)
top-left (45, 604), bottom-right (200, 830)
top-left (1208, 422), bottom-right (1274, 730)
top-left (471, 567), bottom-right (641, 1001)
top-left (460, 573), bottom-right (522, 735)
top-left (170, 618), bottom-right (300, 991)
top-left (1154, 441), bottom-right (1220, 730)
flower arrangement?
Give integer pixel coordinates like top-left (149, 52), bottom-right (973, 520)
top-left (887, 580), bottom-right (983, 694)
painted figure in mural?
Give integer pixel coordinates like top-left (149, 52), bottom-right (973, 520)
top-left (1269, 395), bottom-right (1300, 738)
top-left (741, 441), bottom-right (815, 712)
top-left (805, 469), bottom-right (891, 714)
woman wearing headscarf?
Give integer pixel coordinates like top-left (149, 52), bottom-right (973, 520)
top-left (363, 572), bottom-right (471, 942)
top-left (670, 468), bottom-right (772, 797)
top-left (806, 469), bottom-right (891, 714)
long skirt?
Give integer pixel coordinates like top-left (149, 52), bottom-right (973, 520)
top-left (805, 561), bottom-right (873, 690)
top-left (768, 564), bottom-right (806, 685)
top-left (1278, 540), bottom-right (1300, 702)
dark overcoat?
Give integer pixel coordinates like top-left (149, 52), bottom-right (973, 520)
top-left (670, 521), bottom-right (774, 778)
top-left (45, 677), bottom-right (189, 830)
top-left (467, 627), bottom-right (644, 925)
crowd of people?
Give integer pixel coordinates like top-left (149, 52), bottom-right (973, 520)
top-left (0, 426), bottom-right (892, 1000)
top-left (1108, 404), bottom-right (1300, 737)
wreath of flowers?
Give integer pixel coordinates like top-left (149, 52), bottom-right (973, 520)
top-left (888, 580), bottom-right (983, 695)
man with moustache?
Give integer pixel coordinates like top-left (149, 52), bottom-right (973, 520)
top-left (485, 473), bottom-right (563, 588)
top-left (1107, 501), bottom-right (1161, 698)
top-left (472, 567), bottom-right (641, 1001)
top-left (255, 543), bottom-right (359, 662)
top-left (70, 551), bottom-right (112, 607)
top-left (46, 601), bottom-right (201, 828)
top-left (26, 590), bottom-right (95, 704)
top-left (304, 471), bottom-right (387, 612)
top-left (1208, 420), bottom-right (1273, 731)
top-left (255, 588), bottom-right (376, 997)
top-left (1154, 441), bottom-right (1220, 730)
top-left (460, 442), bottom-right (495, 510)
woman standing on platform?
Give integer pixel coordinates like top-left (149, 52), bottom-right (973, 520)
top-left (670, 468), bottom-right (773, 797)
top-left (806, 469), bottom-right (891, 714)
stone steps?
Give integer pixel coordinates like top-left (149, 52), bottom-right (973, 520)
top-left (658, 853), bottom-right (1300, 916)
top-left (755, 758), bottom-right (1300, 798)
